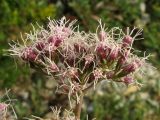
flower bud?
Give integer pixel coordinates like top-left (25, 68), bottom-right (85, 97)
top-left (98, 30), bottom-right (106, 41)
top-left (118, 57), bottom-right (126, 65)
top-left (48, 36), bottom-right (63, 47)
top-left (96, 44), bottom-right (110, 59)
top-left (122, 35), bottom-right (133, 47)
top-left (123, 76), bottom-right (134, 85)
top-left (117, 50), bottom-right (130, 65)
top-left (21, 47), bottom-right (37, 61)
top-left (122, 61), bottom-right (140, 74)
top-left (108, 47), bottom-right (119, 61)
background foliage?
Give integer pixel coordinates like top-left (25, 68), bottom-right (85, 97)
top-left (0, 0), bottom-right (159, 119)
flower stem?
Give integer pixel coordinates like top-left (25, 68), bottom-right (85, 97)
top-left (75, 91), bottom-right (84, 120)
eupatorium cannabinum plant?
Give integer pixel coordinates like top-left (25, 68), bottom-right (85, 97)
top-left (8, 17), bottom-right (150, 120)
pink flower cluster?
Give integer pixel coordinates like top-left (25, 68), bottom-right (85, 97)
top-left (9, 17), bottom-right (147, 95)
top-left (0, 103), bottom-right (7, 111)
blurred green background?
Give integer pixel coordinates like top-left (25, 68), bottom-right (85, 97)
top-left (0, 0), bottom-right (160, 119)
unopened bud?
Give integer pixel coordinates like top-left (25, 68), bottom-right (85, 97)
top-left (118, 57), bottom-right (126, 65)
top-left (117, 50), bottom-right (130, 65)
top-left (122, 35), bottom-right (133, 47)
top-left (21, 47), bottom-right (37, 61)
top-left (123, 76), bottom-right (134, 85)
top-left (108, 47), bottom-right (119, 61)
top-left (48, 36), bottom-right (63, 47)
top-left (122, 62), bottom-right (139, 74)
top-left (96, 44), bottom-right (110, 59)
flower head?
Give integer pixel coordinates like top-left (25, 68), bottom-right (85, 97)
top-left (8, 17), bottom-right (149, 96)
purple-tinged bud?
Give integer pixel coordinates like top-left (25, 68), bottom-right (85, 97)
top-left (118, 50), bottom-right (130, 65)
top-left (96, 45), bottom-right (106, 58)
top-left (123, 76), bottom-right (134, 85)
top-left (21, 47), bottom-right (37, 61)
top-left (0, 103), bottom-right (7, 111)
top-left (108, 47), bottom-right (120, 61)
top-left (106, 71), bottom-right (115, 79)
top-left (98, 30), bottom-right (106, 41)
top-left (48, 36), bottom-right (63, 47)
top-left (96, 44), bottom-right (110, 59)
top-left (122, 35), bottom-right (133, 47)
top-left (122, 62), bottom-right (139, 74)
top-left (36, 42), bottom-right (45, 51)
top-left (118, 57), bottom-right (126, 65)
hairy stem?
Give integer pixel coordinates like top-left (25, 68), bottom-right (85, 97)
top-left (75, 91), bottom-right (84, 120)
